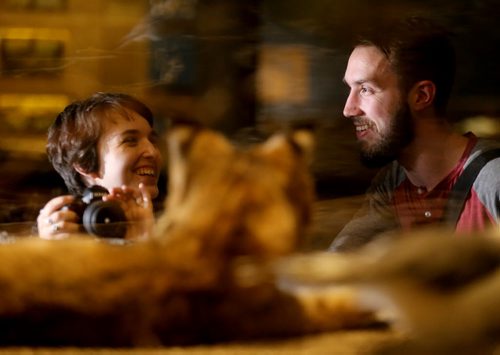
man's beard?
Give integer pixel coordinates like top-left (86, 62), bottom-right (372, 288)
top-left (359, 103), bottom-right (414, 169)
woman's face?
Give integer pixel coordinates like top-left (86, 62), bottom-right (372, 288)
top-left (90, 109), bottom-right (162, 198)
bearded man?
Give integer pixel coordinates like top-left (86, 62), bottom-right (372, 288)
top-left (330, 17), bottom-right (500, 251)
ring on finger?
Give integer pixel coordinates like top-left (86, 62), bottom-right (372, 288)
top-left (52, 223), bottom-right (60, 233)
top-left (47, 217), bottom-right (54, 225)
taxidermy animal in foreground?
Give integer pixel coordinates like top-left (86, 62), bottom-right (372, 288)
top-left (0, 123), bottom-right (377, 347)
top-left (279, 227), bottom-right (500, 354)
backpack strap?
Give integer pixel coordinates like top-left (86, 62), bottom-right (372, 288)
top-left (443, 148), bottom-right (500, 227)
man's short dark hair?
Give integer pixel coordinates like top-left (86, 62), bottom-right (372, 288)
top-left (357, 16), bottom-right (456, 116)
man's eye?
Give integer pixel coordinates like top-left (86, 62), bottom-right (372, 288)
top-left (360, 87), bottom-right (372, 95)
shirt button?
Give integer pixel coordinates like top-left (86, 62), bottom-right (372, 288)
top-left (424, 211), bottom-right (432, 218)
top-left (417, 187), bottom-right (425, 195)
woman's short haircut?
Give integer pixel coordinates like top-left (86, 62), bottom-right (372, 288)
top-left (47, 92), bottom-right (154, 195)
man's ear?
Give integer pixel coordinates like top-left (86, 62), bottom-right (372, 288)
top-left (409, 80), bottom-right (436, 111)
top-left (73, 164), bottom-right (100, 186)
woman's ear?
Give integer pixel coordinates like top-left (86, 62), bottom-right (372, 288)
top-left (409, 80), bottom-right (436, 111)
top-left (73, 164), bottom-right (100, 186)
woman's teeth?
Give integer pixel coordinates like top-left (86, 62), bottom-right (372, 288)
top-left (136, 167), bottom-right (155, 176)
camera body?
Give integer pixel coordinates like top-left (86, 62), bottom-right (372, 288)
top-left (63, 185), bottom-right (127, 239)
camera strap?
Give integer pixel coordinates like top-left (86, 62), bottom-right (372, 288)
top-left (443, 148), bottom-right (500, 227)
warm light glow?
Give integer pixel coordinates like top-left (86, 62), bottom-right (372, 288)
top-left (0, 136), bottom-right (46, 154)
top-left (0, 93), bottom-right (69, 112)
top-left (0, 27), bottom-right (70, 41)
top-left (0, 94), bottom-right (69, 153)
top-left (456, 116), bottom-right (500, 137)
top-left (257, 45), bottom-right (310, 104)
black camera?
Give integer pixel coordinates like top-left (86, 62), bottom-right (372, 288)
top-left (63, 185), bottom-right (127, 239)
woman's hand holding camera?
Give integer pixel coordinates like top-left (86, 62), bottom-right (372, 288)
top-left (37, 195), bottom-right (80, 239)
top-left (37, 183), bottom-right (154, 241)
top-left (102, 183), bottom-right (154, 241)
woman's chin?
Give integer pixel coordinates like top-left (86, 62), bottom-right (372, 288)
top-left (145, 185), bottom-right (159, 199)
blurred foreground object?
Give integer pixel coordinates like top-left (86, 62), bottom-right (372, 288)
top-left (278, 227), bottom-right (500, 354)
top-left (0, 124), bottom-right (377, 347)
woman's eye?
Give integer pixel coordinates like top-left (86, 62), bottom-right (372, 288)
top-left (122, 137), bottom-right (138, 145)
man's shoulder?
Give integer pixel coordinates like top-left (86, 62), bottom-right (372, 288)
top-left (469, 137), bottom-right (500, 160)
top-left (469, 138), bottom-right (500, 203)
top-left (466, 137), bottom-right (500, 175)
top-left (371, 161), bottom-right (406, 188)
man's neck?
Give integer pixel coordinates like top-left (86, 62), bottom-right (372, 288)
top-left (398, 118), bottom-right (470, 191)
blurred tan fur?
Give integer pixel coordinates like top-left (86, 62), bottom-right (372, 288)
top-left (278, 226), bottom-right (500, 354)
top-left (0, 124), bottom-right (376, 347)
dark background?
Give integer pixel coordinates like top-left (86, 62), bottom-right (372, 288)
top-left (0, 0), bottom-right (499, 235)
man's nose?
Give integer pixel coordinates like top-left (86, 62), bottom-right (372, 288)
top-left (343, 91), bottom-right (363, 118)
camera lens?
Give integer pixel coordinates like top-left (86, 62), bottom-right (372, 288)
top-left (82, 200), bottom-right (127, 239)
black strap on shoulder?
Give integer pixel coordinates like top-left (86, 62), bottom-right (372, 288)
top-left (443, 148), bottom-right (500, 227)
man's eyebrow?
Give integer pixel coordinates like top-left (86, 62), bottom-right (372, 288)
top-left (343, 78), bottom-right (380, 87)
top-left (346, 78), bottom-right (371, 84)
